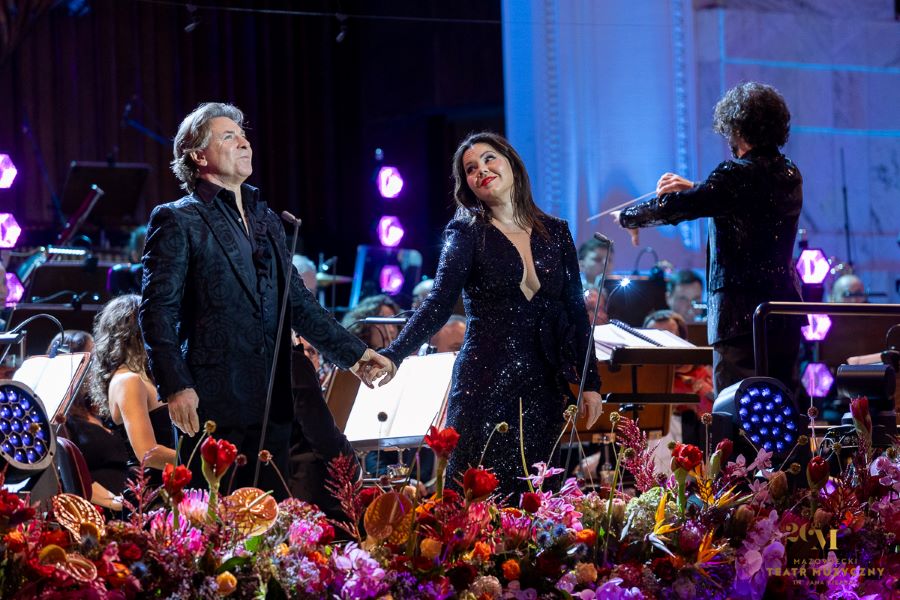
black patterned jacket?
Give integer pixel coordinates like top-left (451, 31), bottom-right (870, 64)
top-left (139, 182), bottom-right (365, 428)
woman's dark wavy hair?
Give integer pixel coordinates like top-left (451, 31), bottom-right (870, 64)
top-left (89, 294), bottom-right (149, 418)
top-left (451, 132), bottom-right (548, 238)
top-left (713, 82), bottom-right (791, 149)
top-left (341, 294), bottom-right (401, 349)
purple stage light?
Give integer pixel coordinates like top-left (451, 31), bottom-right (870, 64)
top-left (801, 314), bottom-right (832, 342)
top-left (801, 363), bottom-right (834, 398)
top-left (5, 272), bottom-right (23, 307)
top-left (0, 155), bottom-right (17, 189)
top-left (377, 215), bottom-right (405, 248)
top-left (795, 248), bottom-right (829, 285)
top-left (378, 265), bottom-right (404, 295)
top-left (0, 214), bottom-right (21, 248)
top-left (377, 166), bottom-right (404, 199)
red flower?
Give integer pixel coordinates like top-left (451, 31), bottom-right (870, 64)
top-left (715, 439), bottom-right (733, 463)
top-left (521, 492), bottom-right (542, 513)
top-left (318, 522), bottom-right (335, 545)
top-left (359, 487), bottom-right (382, 509)
top-left (850, 396), bottom-right (872, 433)
top-left (806, 456), bottom-right (830, 488)
top-left (424, 426), bottom-right (460, 460)
top-left (39, 529), bottom-right (69, 548)
top-left (670, 443), bottom-right (703, 472)
top-left (447, 563), bottom-right (477, 591)
top-left (536, 553), bottom-right (562, 576)
top-left (200, 437), bottom-right (238, 478)
top-left (162, 464), bottom-right (192, 503)
top-left (462, 467), bottom-right (498, 500)
top-left (119, 542), bottom-right (143, 561)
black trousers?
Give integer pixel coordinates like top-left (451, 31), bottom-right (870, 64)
top-left (712, 327), bottom-right (801, 396)
top-left (288, 348), bottom-right (358, 517)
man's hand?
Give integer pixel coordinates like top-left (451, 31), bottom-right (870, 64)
top-left (168, 388), bottom-right (200, 436)
top-left (611, 211), bottom-right (640, 247)
top-left (350, 349), bottom-right (396, 388)
top-left (656, 172), bottom-right (694, 195)
top-left (579, 391), bottom-right (604, 429)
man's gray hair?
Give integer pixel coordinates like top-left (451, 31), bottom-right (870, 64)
top-left (170, 102), bottom-right (245, 193)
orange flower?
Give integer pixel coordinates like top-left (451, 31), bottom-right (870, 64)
top-left (501, 558), bottom-right (521, 581)
top-left (4, 530), bottom-right (26, 553)
top-left (309, 551), bottom-right (328, 565)
top-left (472, 541), bottom-right (491, 562)
top-left (216, 571), bottom-right (237, 596)
top-left (575, 528), bottom-right (597, 547)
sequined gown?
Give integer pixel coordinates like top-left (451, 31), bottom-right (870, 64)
top-left (381, 214), bottom-right (600, 496)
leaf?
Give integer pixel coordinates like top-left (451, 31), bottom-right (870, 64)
top-left (217, 555), bottom-right (250, 574)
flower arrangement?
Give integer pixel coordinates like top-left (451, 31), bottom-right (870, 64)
top-left (1, 398), bottom-right (899, 599)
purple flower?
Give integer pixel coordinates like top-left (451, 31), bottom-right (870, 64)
top-left (332, 543), bottom-right (387, 599)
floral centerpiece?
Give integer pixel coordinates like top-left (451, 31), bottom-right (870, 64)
top-left (0, 396), bottom-right (899, 599)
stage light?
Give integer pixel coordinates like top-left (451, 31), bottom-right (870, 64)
top-left (377, 216), bottom-right (405, 248)
top-left (801, 363), bottom-right (834, 398)
top-left (795, 249), bottom-right (829, 285)
top-left (5, 272), bottom-right (24, 307)
top-left (620, 277), bottom-right (632, 288)
top-left (0, 155), bottom-right (16, 189)
top-left (0, 381), bottom-right (56, 484)
top-left (801, 313), bottom-right (832, 342)
top-left (0, 213), bottom-right (21, 248)
top-left (712, 377), bottom-right (805, 458)
top-left (379, 265), bottom-right (405, 295)
top-left (377, 166), bottom-right (404, 199)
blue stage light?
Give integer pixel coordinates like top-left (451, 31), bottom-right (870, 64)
top-left (0, 381), bottom-right (55, 481)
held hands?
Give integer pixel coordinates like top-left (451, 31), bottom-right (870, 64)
top-left (168, 388), bottom-right (200, 436)
top-left (579, 391), bottom-right (604, 429)
top-left (610, 211), bottom-right (640, 247)
top-left (656, 172), bottom-right (694, 195)
top-left (350, 349), bottom-right (397, 388)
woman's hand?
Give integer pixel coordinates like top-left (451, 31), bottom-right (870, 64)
top-left (579, 391), bottom-right (605, 429)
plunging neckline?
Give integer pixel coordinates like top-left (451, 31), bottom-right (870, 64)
top-left (490, 223), bottom-right (542, 301)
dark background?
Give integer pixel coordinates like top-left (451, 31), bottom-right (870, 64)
top-left (0, 0), bottom-right (505, 295)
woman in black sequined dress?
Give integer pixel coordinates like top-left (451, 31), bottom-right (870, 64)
top-left (379, 133), bottom-right (601, 496)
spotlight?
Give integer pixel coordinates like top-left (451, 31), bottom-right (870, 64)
top-left (795, 249), bottom-right (829, 285)
top-left (378, 265), bottom-right (404, 295)
top-left (801, 363), bottom-right (834, 398)
top-left (0, 213), bottom-right (21, 248)
top-left (377, 216), bottom-right (405, 248)
top-left (712, 377), bottom-right (806, 458)
top-left (801, 313), bottom-right (832, 342)
top-left (0, 155), bottom-right (17, 189)
top-left (5, 272), bottom-right (24, 307)
top-left (376, 166), bottom-right (404, 199)
top-left (0, 381), bottom-right (56, 484)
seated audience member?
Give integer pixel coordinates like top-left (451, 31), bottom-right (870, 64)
top-left (830, 273), bottom-right (867, 303)
top-left (583, 285), bottom-right (610, 326)
top-left (412, 278), bottom-right (434, 310)
top-left (341, 294), bottom-right (402, 349)
top-left (292, 254), bottom-right (319, 295)
top-left (578, 237), bottom-right (615, 287)
top-left (429, 315), bottom-right (466, 353)
top-left (666, 269), bottom-right (704, 322)
top-left (53, 331), bottom-right (129, 512)
top-left (90, 295), bottom-right (176, 484)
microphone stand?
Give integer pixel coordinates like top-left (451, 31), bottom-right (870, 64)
top-left (840, 148), bottom-right (853, 269)
top-left (253, 211), bottom-right (303, 488)
top-left (564, 233), bottom-right (613, 477)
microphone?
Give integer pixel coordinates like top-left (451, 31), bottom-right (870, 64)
top-left (281, 211), bottom-right (302, 227)
top-left (120, 100), bottom-right (133, 127)
top-left (254, 209), bottom-right (303, 487)
top-left (360, 317), bottom-right (408, 325)
top-left (593, 232), bottom-right (613, 247)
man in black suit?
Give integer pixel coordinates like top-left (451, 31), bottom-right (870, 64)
top-left (615, 82), bottom-right (803, 394)
top-left (140, 102), bottom-right (389, 494)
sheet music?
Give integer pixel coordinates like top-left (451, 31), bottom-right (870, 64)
top-left (13, 353), bottom-right (90, 418)
top-left (343, 352), bottom-right (456, 443)
top-left (593, 323), bottom-right (695, 361)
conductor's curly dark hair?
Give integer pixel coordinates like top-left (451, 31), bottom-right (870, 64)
top-left (712, 82), bottom-right (791, 149)
top-left (89, 294), bottom-right (149, 418)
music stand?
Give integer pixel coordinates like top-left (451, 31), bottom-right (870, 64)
top-left (60, 161), bottom-right (150, 226)
top-left (5, 304), bottom-right (102, 358)
top-left (603, 275), bottom-right (668, 327)
top-left (25, 261), bottom-right (117, 306)
top-left (329, 353), bottom-right (456, 452)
